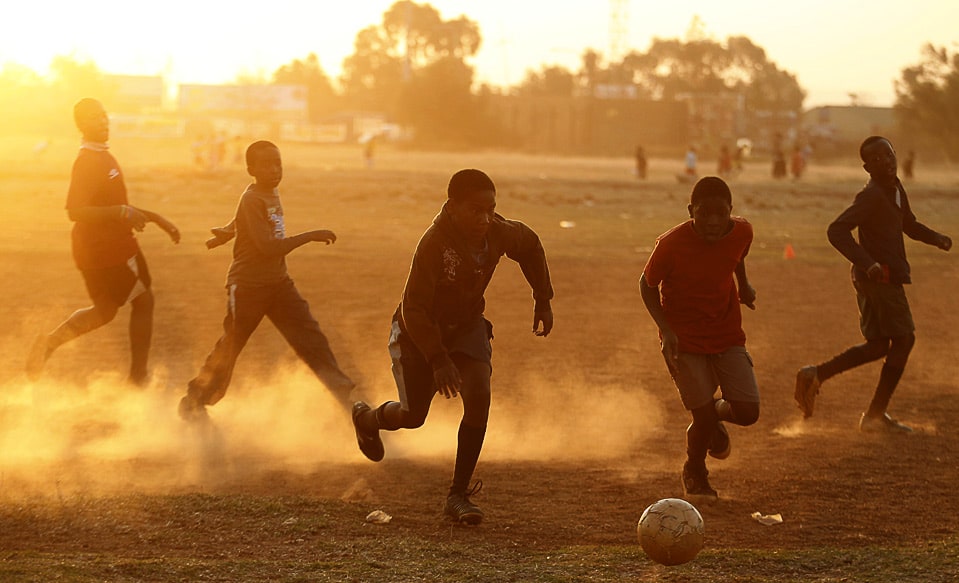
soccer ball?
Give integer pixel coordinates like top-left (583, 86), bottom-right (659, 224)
top-left (637, 498), bottom-right (705, 566)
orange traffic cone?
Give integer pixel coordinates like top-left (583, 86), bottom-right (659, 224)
top-left (783, 243), bottom-right (796, 259)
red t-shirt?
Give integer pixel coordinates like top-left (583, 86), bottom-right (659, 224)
top-left (643, 217), bottom-right (752, 354)
top-left (65, 148), bottom-right (139, 270)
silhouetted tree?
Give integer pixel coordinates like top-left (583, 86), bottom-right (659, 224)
top-left (895, 43), bottom-right (959, 162)
top-left (340, 0), bottom-right (485, 144)
top-left (273, 53), bottom-right (338, 121)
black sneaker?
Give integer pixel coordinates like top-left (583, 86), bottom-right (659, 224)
top-left (352, 401), bottom-right (384, 462)
top-left (444, 481), bottom-right (484, 525)
top-left (794, 365), bottom-right (821, 419)
top-left (681, 462), bottom-right (718, 501)
top-left (708, 421), bottom-right (731, 460)
top-left (859, 412), bottom-right (913, 434)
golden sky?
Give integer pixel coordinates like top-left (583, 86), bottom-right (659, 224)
top-left (3, 0), bottom-right (957, 107)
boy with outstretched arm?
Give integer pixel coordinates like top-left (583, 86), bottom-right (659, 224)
top-left (178, 140), bottom-right (355, 421)
top-left (351, 169), bottom-right (553, 525)
top-left (27, 98), bottom-right (179, 385)
top-left (794, 136), bottom-right (951, 431)
top-left (639, 176), bottom-right (760, 501)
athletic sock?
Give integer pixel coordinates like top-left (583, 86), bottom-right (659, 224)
top-left (369, 401), bottom-right (400, 432)
top-left (449, 422), bottom-right (486, 495)
top-left (685, 421), bottom-right (709, 465)
top-left (866, 363), bottom-right (905, 418)
top-left (817, 344), bottom-right (879, 382)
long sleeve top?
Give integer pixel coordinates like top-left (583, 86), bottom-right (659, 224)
top-left (397, 203), bottom-right (553, 364)
top-left (827, 178), bottom-right (943, 284)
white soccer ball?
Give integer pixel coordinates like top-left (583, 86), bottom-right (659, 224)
top-left (637, 498), bottom-right (705, 566)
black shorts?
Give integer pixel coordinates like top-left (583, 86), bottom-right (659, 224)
top-left (388, 316), bottom-right (492, 412)
top-left (854, 280), bottom-right (915, 340)
top-left (81, 251), bottom-right (151, 307)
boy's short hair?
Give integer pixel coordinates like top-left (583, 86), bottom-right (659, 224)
top-left (859, 135), bottom-right (890, 162)
top-left (73, 98), bottom-right (102, 126)
top-left (690, 176), bottom-right (732, 206)
top-left (246, 140), bottom-right (278, 167)
top-left (448, 169), bottom-right (495, 200)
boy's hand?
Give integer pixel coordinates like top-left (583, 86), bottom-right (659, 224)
top-left (206, 226), bottom-right (235, 249)
top-left (937, 234), bottom-right (952, 251)
top-left (432, 354), bottom-right (462, 399)
top-left (122, 206), bottom-right (148, 232)
top-left (866, 262), bottom-right (885, 282)
top-left (533, 308), bottom-right (553, 337)
top-left (660, 327), bottom-right (680, 378)
top-left (739, 283), bottom-right (757, 310)
top-left (154, 217), bottom-right (180, 244)
top-left (311, 230), bottom-right (337, 245)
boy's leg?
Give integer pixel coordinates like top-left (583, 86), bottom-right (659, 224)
top-left (353, 320), bottom-right (434, 461)
top-left (713, 346), bottom-right (761, 427)
top-left (861, 333), bottom-right (915, 432)
top-left (442, 354), bottom-right (490, 525)
top-left (181, 285), bottom-right (264, 419)
top-left (670, 352), bottom-right (720, 500)
top-left (128, 288), bottom-right (154, 386)
top-left (127, 251), bottom-right (154, 385)
top-left (268, 280), bottom-right (355, 408)
top-left (26, 259), bottom-right (145, 379)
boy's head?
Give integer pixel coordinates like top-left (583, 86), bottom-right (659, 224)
top-left (74, 98), bottom-right (109, 143)
top-left (246, 140), bottom-right (282, 189)
top-left (446, 169), bottom-right (496, 245)
top-left (860, 135), bottom-right (897, 180)
top-left (687, 176), bottom-right (733, 243)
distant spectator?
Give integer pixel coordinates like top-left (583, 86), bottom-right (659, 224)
top-left (635, 145), bottom-right (648, 179)
top-left (903, 150), bottom-right (915, 179)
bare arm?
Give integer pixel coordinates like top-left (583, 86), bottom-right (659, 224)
top-left (639, 274), bottom-right (679, 376)
top-left (735, 259), bottom-right (756, 310)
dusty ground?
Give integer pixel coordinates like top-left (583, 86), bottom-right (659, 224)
top-left (0, 138), bottom-right (957, 581)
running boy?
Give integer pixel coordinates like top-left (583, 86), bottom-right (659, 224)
top-left (178, 140), bottom-right (355, 420)
top-left (794, 136), bottom-right (952, 431)
top-left (351, 169), bottom-right (553, 525)
top-left (27, 98), bottom-right (180, 385)
top-left (639, 176), bottom-right (760, 500)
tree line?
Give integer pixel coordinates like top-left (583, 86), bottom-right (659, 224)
top-left (1, 0), bottom-right (956, 160)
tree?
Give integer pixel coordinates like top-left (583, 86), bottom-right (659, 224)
top-left (340, 1), bottom-right (485, 143)
top-left (619, 35), bottom-right (804, 112)
top-left (273, 53), bottom-right (338, 122)
top-left (517, 65), bottom-right (576, 97)
top-left (895, 43), bottom-right (959, 162)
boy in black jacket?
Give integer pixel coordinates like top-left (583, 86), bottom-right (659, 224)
top-left (352, 169), bottom-right (554, 525)
top-left (795, 136), bottom-right (952, 431)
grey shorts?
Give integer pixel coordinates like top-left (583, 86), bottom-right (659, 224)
top-left (668, 346), bottom-right (760, 410)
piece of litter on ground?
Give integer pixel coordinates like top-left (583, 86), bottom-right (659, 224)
top-left (365, 510), bottom-right (392, 524)
top-left (751, 511), bottom-right (783, 525)
top-left (559, 220), bottom-right (576, 229)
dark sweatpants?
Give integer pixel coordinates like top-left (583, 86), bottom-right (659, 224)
top-left (187, 278), bottom-right (354, 407)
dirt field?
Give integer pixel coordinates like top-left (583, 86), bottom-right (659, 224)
top-left (1, 137), bottom-right (957, 582)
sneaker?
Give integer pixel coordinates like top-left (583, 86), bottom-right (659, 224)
top-left (444, 481), bottom-right (484, 525)
top-left (794, 365), bottom-right (821, 418)
top-left (352, 401), bottom-right (384, 462)
top-left (859, 412), bottom-right (913, 434)
top-left (26, 335), bottom-right (50, 381)
top-left (178, 395), bottom-right (209, 423)
top-left (708, 421), bottom-right (731, 460)
top-left (681, 462), bottom-right (718, 500)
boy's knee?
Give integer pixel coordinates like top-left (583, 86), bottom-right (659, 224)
top-left (729, 401), bottom-right (760, 426)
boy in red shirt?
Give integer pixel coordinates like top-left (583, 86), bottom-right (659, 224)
top-left (640, 176), bottom-right (760, 500)
top-left (27, 98), bottom-right (179, 385)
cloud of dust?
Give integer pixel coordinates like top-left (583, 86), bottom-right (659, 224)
top-left (0, 356), bottom-right (668, 501)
